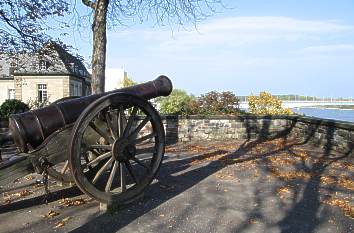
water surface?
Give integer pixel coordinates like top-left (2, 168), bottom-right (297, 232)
top-left (293, 108), bottom-right (354, 123)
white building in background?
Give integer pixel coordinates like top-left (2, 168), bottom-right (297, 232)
top-left (105, 68), bottom-right (128, 91)
top-left (87, 68), bottom-right (128, 92)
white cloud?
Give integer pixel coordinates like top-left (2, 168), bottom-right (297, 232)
top-left (110, 16), bottom-right (354, 52)
top-left (295, 44), bottom-right (354, 55)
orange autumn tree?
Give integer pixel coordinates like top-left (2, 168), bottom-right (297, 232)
top-left (248, 91), bottom-right (293, 115)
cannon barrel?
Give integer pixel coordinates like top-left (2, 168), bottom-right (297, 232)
top-left (9, 75), bottom-right (173, 152)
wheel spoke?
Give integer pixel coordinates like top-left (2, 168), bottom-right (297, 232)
top-left (120, 162), bottom-right (126, 192)
top-left (92, 157), bottom-right (114, 184)
top-left (88, 148), bottom-right (100, 157)
top-left (61, 161), bottom-right (69, 174)
top-left (128, 116), bottom-right (151, 139)
top-left (88, 144), bottom-right (112, 151)
top-left (123, 107), bottom-right (138, 137)
top-left (132, 157), bottom-right (150, 170)
top-left (105, 161), bottom-right (118, 192)
top-left (86, 151), bottom-right (112, 167)
top-left (118, 106), bottom-right (126, 137)
top-left (133, 132), bottom-right (156, 145)
top-left (89, 122), bottom-right (113, 144)
top-left (125, 161), bottom-right (138, 184)
top-left (105, 111), bottom-right (117, 139)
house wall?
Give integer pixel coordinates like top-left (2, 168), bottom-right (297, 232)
top-left (1, 75), bottom-right (91, 105)
top-left (0, 79), bottom-right (15, 104)
top-left (15, 75), bottom-right (67, 103)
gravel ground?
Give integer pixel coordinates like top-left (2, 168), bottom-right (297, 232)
top-left (0, 138), bottom-right (353, 233)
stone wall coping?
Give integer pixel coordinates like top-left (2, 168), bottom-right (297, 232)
top-left (288, 115), bottom-right (354, 131)
top-left (161, 114), bottom-right (354, 131)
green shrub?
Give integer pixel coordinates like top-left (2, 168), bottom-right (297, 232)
top-left (156, 89), bottom-right (195, 115)
top-left (196, 91), bottom-right (240, 115)
top-left (0, 99), bottom-right (30, 117)
top-left (157, 90), bottom-right (242, 116)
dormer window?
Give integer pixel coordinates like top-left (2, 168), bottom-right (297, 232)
top-left (10, 61), bottom-right (16, 67)
top-left (9, 61), bottom-right (17, 75)
top-left (39, 60), bottom-right (48, 70)
top-left (70, 63), bottom-right (77, 73)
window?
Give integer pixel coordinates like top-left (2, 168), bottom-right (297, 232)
top-left (70, 63), bottom-right (76, 73)
top-left (70, 82), bottom-right (82, 96)
top-left (39, 60), bottom-right (48, 70)
top-left (70, 84), bottom-right (74, 96)
top-left (10, 61), bottom-right (16, 67)
top-left (38, 84), bottom-right (47, 102)
top-left (74, 84), bottom-right (78, 96)
top-left (78, 83), bottom-right (82, 96)
top-left (8, 89), bottom-right (15, 99)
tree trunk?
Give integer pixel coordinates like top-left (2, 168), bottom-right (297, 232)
top-left (91, 0), bottom-right (109, 94)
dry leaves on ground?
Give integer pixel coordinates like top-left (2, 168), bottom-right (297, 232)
top-left (322, 197), bottom-right (354, 219)
top-left (25, 175), bottom-right (34, 181)
top-left (58, 198), bottom-right (87, 208)
top-left (3, 189), bottom-right (33, 203)
top-left (276, 186), bottom-right (293, 199)
top-left (42, 210), bottom-right (60, 218)
top-left (54, 217), bottom-right (71, 228)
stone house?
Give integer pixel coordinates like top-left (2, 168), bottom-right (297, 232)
top-left (0, 42), bottom-right (91, 105)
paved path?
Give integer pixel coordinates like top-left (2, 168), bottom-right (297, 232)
top-left (0, 139), bottom-right (353, 233)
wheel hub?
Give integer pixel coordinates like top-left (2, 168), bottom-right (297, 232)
top-left (112, 138), bottom-right (136, 162)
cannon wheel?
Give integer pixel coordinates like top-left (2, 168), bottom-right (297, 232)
top-left (69, 93), bottom-right (165, 204)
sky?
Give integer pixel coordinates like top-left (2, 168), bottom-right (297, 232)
top-left (64, 0), bottom-right (354, 97)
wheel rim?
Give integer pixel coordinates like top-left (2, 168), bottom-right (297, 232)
top-left (69, 93), bottom-right (165, 204)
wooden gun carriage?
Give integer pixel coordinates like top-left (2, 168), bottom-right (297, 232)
top-left (0, 76), bottom-right (173, 205)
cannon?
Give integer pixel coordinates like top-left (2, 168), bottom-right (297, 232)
top-left (0, 76), bottom-right (173, 205)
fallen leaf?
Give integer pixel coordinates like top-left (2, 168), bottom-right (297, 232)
top-left (59, 198), bottom-right (86, 207)
top-left (43, 210), bottom-right (60, 218)
top-left (54, 217), bottom-right (71, 228)
top-left (25, 175), bottom-right (34, 181)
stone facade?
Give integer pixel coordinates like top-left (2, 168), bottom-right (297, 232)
top-left (14, 75), bottom-right (65, 103)
top-left (162, 115), bottom-right (354, 157)
top-left (0, 42), bottom-right (91, 104)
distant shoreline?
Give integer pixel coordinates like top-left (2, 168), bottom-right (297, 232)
top-left (294, 105), bottom-right (354, 110)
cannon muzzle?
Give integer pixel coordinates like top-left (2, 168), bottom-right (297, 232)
top-left (9, 75), bottom-right (172, 152)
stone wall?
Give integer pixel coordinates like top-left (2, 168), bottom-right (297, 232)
top-left (290, 116), bottom-right (354, 155)
top-left (162, 115), bottom-right (354, 156)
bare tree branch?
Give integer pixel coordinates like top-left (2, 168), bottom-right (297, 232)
top-left (0, 0), bottom-right (69, 52)
top-left (79, 0), bottom-right (224, 93)
top-left (82, 0), bottom-right (96, 9)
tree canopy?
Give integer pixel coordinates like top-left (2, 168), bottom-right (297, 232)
top-left (0, 0), bottom-right (69, 52)
top-left (248, 92), bottom-right (293, 115)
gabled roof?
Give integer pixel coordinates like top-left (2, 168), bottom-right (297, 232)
top-left (0, 42), bottom-right (91, 80)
